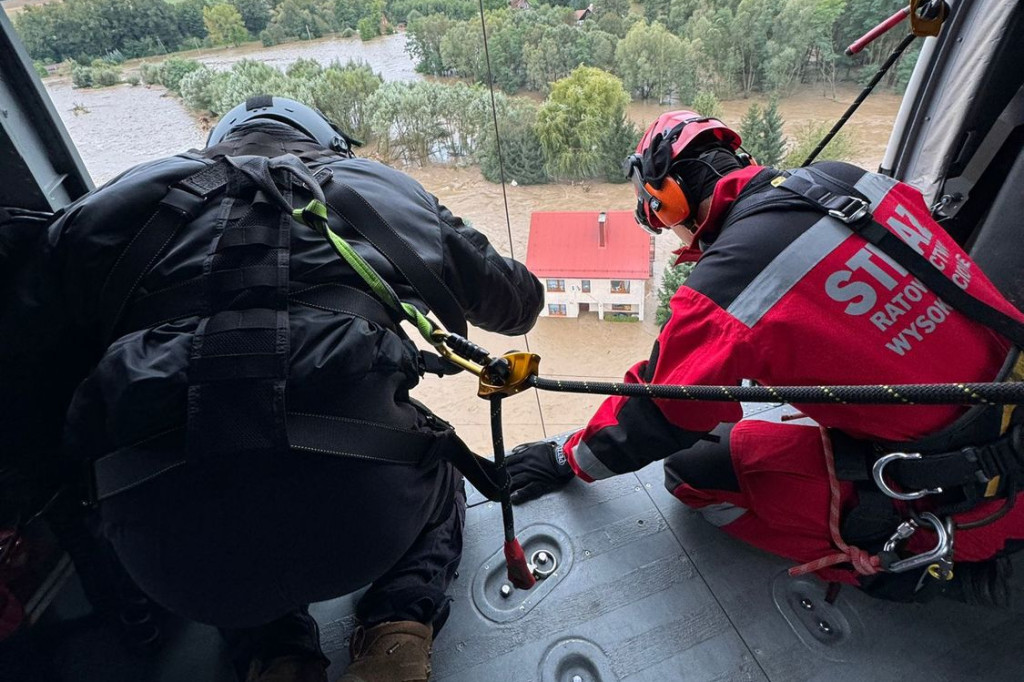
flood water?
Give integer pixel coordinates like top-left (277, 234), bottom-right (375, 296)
top-left (41, 35), bottom-right (904, 451)
top-left (190, 32), bottom-right (422, 82)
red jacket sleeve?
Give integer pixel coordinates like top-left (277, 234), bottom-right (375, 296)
top-left (565, 287), bottom-right (755, 481)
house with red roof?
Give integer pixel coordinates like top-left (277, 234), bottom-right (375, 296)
top-left (526, 211), bottom-right (653, 321)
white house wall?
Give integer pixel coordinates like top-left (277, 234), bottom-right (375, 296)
top-left (540, 278), bottom-right (647, 321)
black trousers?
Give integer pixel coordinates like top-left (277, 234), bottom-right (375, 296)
top-left (101, 451), bottom-right (466, 641)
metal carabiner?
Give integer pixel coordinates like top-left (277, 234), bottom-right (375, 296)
top-left (883, 519), bottom-right (918, 553)
top-left (872, 452), bottom-right (944, 500)
top-left (887, 513), bottom-right (954, 574)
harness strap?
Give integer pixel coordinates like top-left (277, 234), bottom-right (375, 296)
top-left (91, 413), bottom-right (508, 503)
top-left (890, 426), bottom-right (1024, 491)
top-left (97, 161), bottom-right (229, 345)
top-left (324, 180), bottom-right (468, 338)
top-left (119, 280), bottom-right (397, 335)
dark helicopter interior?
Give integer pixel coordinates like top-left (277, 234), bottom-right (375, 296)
top-left (3, 0), bottom-right (1024, 680)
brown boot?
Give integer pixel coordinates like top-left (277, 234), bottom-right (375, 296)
top-left (246, 654), bottom-right (329, 682)
top-left (337, 621), bottom-right (433, 682)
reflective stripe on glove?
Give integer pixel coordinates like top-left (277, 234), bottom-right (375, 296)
top-left (506, 440), bottom-right (575, 504)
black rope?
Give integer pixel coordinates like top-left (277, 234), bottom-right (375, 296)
top-left (803, 33), bottom-right (917, 167)
top-left (490, 396), bottom-right (515, 542)
top-left (528, 376), bottom-right (1024, 406)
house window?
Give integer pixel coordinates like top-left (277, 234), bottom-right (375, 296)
top-left (546, 279), bottom-right (565, 292)
top-left (548, 304), bottom-right (567, 316)
top-left (581, 280), bottom-right (591, 293)
top-left (610, 280), bottom-right (630, 294)
top-left (610, 304), bottom-right (633, 312)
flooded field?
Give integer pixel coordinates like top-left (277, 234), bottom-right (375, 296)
top-left (41, 35), bottom-right (904, 451)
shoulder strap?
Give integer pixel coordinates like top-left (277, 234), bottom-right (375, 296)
top-left (97, 160), bottom-right (230, 345)
top-left (324, 179), bottom-right (468, 337)
top-left (779, 166), bottom-right (1024, 349)
top-left (716, 169), bottom-right (815, 231)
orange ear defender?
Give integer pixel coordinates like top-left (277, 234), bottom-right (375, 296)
top-left (624, 154), bottom-right (691, 235)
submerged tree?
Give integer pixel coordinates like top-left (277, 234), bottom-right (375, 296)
top-left (656, 262), bottom-right (694, 326)
top-left (739, 98), bottom-right (785, 167)
top-left (536, 66), bottom-right (631, 180)
top-left (204, 4), bottom-right (250, 47)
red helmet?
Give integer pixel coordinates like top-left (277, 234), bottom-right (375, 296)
top-left (624, 111), bottom-right (742, 234)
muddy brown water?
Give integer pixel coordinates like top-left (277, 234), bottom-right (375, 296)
top-left (42, 37), bottom-right (903, 451)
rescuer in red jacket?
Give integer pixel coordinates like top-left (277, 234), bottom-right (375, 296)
top-left (508, 110), bottom-right (1024, 603)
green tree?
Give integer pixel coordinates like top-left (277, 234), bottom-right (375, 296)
top-left (405, 13), bottom-right (453, 75)
top-left (478, 99), bottom-right (549, 185)
top-left (656, 262), bottom-right (694, 326)
top-left (577, 28), bottom-right (618, 73)
top-left (691, 90), bottom-right (722, 118)
top-left (782, 121), bottom-right (853, 168)
top-left (536, 66), bottom-right (631, 180)
top-left (161, 57), bottom-right (204, 91)
top-left (665, 0), bottom-right (701, 34)
top-left (763, 0), bottom-right (846, 95)
top-left (231, 0), bottom-right (272, 34)
top-left (367, 81), bottom-right (480, 163)
top-left (602, 114), bottom-right (640, 183)
top-left (335, 0), bottom-right (382, 30)
top-left (732, 0), bottom-right (774, 96)
top-left (204, 4), bottom-right (250, 46)
top-left (595, 12), bottom-right (625, 37)
top-left (757, 98), bottom-right (786, 166)
top-left (681, 3), bottom-right (739, 97)
top-left (357, 16), bottom-right (380, 40)
top-left (311, 61), bottom-right (383, 141)
top-left (600, 0), bottom-right (630, 18)
top-left (523, 24), bottom-right (582, 93)
top-left (739, 98), bottom-right (785, 167)
top-left (286, 57), bottom-right (323, 80)
top-left (209, 59), bottom-right (288, 114)
top-left (174, 0), bottom-right (210, 44)
top-left (179, 66), bottom-right (220, 110)
top-left (267, 0), bottom-right (336, 41)
top-left (614, 20), bottom-right (681, 102)
top-left (15, 0), bottom-right (184, 63)
top-left (439, 20), bottom-right (487, 84)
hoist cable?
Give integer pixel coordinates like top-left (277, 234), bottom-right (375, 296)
top-left (476, 0), bottom-right (547, 438)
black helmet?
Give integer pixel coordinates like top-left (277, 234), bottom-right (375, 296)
top-left (207, 95), bottom-right (360, 156)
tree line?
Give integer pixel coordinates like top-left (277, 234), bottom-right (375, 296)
top-left (150, 53), bottom-right (849, 187)
top-left (146, 56), bottom-right (638, 183)
top-left (13, 0), bottom-right (512, 64)
top-left (407, 0), bottom-right (917, 101)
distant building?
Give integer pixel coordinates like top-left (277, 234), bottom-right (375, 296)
top-left (526, 210), bottom-right (653, 321)
top-left (509, 0), bottom-right (531, 9)
top-left (574, 3), bottom-right (594, 23)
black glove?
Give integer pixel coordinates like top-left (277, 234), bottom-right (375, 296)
top-left (506, 440), bottom-right (575, 505)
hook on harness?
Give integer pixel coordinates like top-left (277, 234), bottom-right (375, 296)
top-left (882, 512), bottom-right (955, 580)
top-left (872, 452), bottom-right (944, 500)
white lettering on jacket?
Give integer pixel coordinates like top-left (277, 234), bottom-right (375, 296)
top-left (823, 201), bottom-right (963, 355)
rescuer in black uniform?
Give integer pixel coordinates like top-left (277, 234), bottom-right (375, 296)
top-left (0, 96), bottom-right (543, 682)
